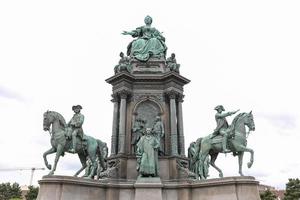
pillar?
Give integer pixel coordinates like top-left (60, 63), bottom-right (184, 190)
top-left (110, 95), bottom-right (119, 155)
top-left (169, 92), bottom-right (178, 156)
top-left (177, 95), bottom-right (185, 156)
top-left (118, 92), bottom-right (128, 154)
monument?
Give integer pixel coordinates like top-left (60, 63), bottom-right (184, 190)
top-left (37, 16), bottom-right (260, 200)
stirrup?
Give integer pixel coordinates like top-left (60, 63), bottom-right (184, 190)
top-left (70, 149), bottom-right (76, 153)
top-left (222, 148), bottom-right (231, 153)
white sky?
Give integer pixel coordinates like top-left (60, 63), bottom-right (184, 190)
top-left (0, 0), bottom-right (299, 189)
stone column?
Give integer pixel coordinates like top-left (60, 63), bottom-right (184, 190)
top-left (177, 95), bottom-right (185, 156)
top-left (169, 92), bottom-right (178, 156)
top-left (110, 95), bottom-right (119, 155)
top-left (118, 92), bottom-right (128, 154)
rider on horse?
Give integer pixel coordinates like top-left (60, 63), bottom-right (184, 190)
top-left (68, 105), bottom-right (85, 153)
top-left (211, 105), bottom-right (239, 153)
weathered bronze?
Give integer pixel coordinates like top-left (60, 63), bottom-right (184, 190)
top-left (122, 15), bottom-right (167, 61)
top-left (68, 105), bottom-right (84, 153)
top-left (193, 111), bottom-right (255, 179)
top-left (211, 105), bottom-right (239, 153)
top-left (42, 110), bottom-right (107, 178)
top-left (136, 128), bottom-right (159, 177)
top-left (152, 116), bottom-right (165, 155)
top-left (114, 52), bottom-right (132, 74)
top-left (188, 139), bottom-right (210, 179)
top-left (131, 117), bottom-right (146, 154)
top-left (166, 53), bottom-right (180, 73)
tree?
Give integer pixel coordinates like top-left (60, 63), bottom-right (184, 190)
top-left (284, 178), bottom-right (300, 200)
top-left (0, 182), bottom-right (22, 200)
top-left (25, 185), bottom-right (39, 200)
top-left (260, 189), bottom-right (277, 200)
top-left (10, 182), bottom-right (22, 199)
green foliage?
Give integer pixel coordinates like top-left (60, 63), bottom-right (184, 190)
top-left (0, 182), bottom-right (22, 200)
top-left (260, 189), bottom-right (277, 200)
top-left (284, 178), bottom-right (300, 200)
top-left (25, 185), bottom-right (39, 200)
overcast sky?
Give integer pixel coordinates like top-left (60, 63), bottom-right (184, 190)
top-left (0, 0), bottom-right (299, 189)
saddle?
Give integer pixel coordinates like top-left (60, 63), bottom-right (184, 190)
top-left (210, 135), bottom-right (223, 144)
top-left (210, 126), bottom-right (234, 144)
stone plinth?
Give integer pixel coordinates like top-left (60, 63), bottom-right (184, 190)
top-left (37, 176), bottom-right (260, 200)
top-left (134, 177), bottom-right (163, 200)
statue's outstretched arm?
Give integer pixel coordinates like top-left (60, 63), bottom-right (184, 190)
top-left (122, 29), bottom-right (140, 37)
top-left (217, 110), bottom-right (239, 118)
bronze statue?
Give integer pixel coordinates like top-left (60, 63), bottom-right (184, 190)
top-left (166, 53), bottom-right (180, 72)
top-left (136, 128), bottom-right (160, 177)
top-left (188, 139), bottom-right (210, 179)
top-left (211, 105), bottom-right (239, 153)
top-left (131, 117), bottom-right (146, 154)
top-left (114, 52), bottom-right (132, 74)
top-left (43, 110), bottom-right (107, 178)
top-left (67, 105), bottom-right (85, 153)
top-left (122, 15), bottom-right (167, 61)
top-left (195, 111), bottom-right (255, 179)
top-left (152, 116), bottom-right (165, 155)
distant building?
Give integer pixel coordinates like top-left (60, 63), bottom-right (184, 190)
top-left (21, 185), bottom-right (29, 200)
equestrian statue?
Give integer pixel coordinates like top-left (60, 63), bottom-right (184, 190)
top-left (191, 105), bottom-right (256, 179)
top-left (42, 105), bottom-right (107, 178)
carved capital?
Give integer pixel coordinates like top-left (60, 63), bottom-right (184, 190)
top-left (111, 94), bottom-right (119, 102)
top-left (178, 94), bottom-right (185, 102)
top-left (118, 90), bottom-right (131, 99)
top-left (165, 90), bottom-right (178, 100)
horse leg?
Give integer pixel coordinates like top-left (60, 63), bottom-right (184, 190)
top-left (244, 147), bottom-right (254, 168)
top-left (237, 145), bottom-right (254, 168)
top-left (210, 153), bottom-right (223, 178)
top-left (97, 149), bottom-right (106, 173)
top-left (238, 152), bottom-right (244, 176)
top-left (43, 147), bottom-right (56, 170)
top-left (198, 153), bottom-right (207, 180)
top-left (74, 153), bottom-right (87, 177)
top-left (87, 146), bottom-right (98, 179)
top-left (48, 144), bottom-right (64, 175)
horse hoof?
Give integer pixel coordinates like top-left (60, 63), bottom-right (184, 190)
top-left (48, 171), bottom-right (54, 176)
top-left (219, 173), bottom-right (223, 178)
top-left (47, 164), bottom-right (52, 170)
top-left (247, 162), bottom-right (252, 168)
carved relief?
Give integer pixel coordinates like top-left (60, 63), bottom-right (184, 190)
top-left (132, 93), bottom-right (164, 102)
top-left (134, 100), bottom-right (163, 128)
top-left (98, 159), bottom-right (120, 179)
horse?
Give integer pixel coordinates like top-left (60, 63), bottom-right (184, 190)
top-left (42, 110), bottom-right (107, 178)
top-left (193, 111), bottom-right (255, 179)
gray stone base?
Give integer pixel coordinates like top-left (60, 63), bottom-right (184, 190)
top-left (134, 177), bottom-right (163, 200)
top-left (37, 176), bottom-right (260, 200)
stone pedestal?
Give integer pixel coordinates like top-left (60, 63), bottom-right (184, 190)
top-left (106, 59), bottom-right (191, 181)
top-left (37, 176), bottom-right (260, 200)
top-left (134, 177), bottom-right (163, 200)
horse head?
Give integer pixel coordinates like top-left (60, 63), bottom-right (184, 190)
top-left (242, 111), bottom-right (255, 131)
top-left (232, 111), bottom-right (255, 134)
top-left (43, 110), bottom-right (53, 131)
top-left (43, 111), bottom-right (66, 132)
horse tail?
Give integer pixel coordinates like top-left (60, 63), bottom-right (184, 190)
top-left (191, 138), bottom-right (202, 165)
top-left (96, 139), bottom-right (108, 170)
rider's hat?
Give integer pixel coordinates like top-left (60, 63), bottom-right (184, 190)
top-left (214, 105), bottom-right (225, 111)
top-left (72, 105), bottom-right (83, 111)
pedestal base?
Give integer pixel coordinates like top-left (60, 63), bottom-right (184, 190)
top-left (37, 176), bottom-right (260, 200)
top-left (134, 177), bottom-right (163, 200)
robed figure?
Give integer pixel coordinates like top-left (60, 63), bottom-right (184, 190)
top-left (122, 15), bottom-right (167, 62)
top-left (136, 128), bottom-right (160, 177)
